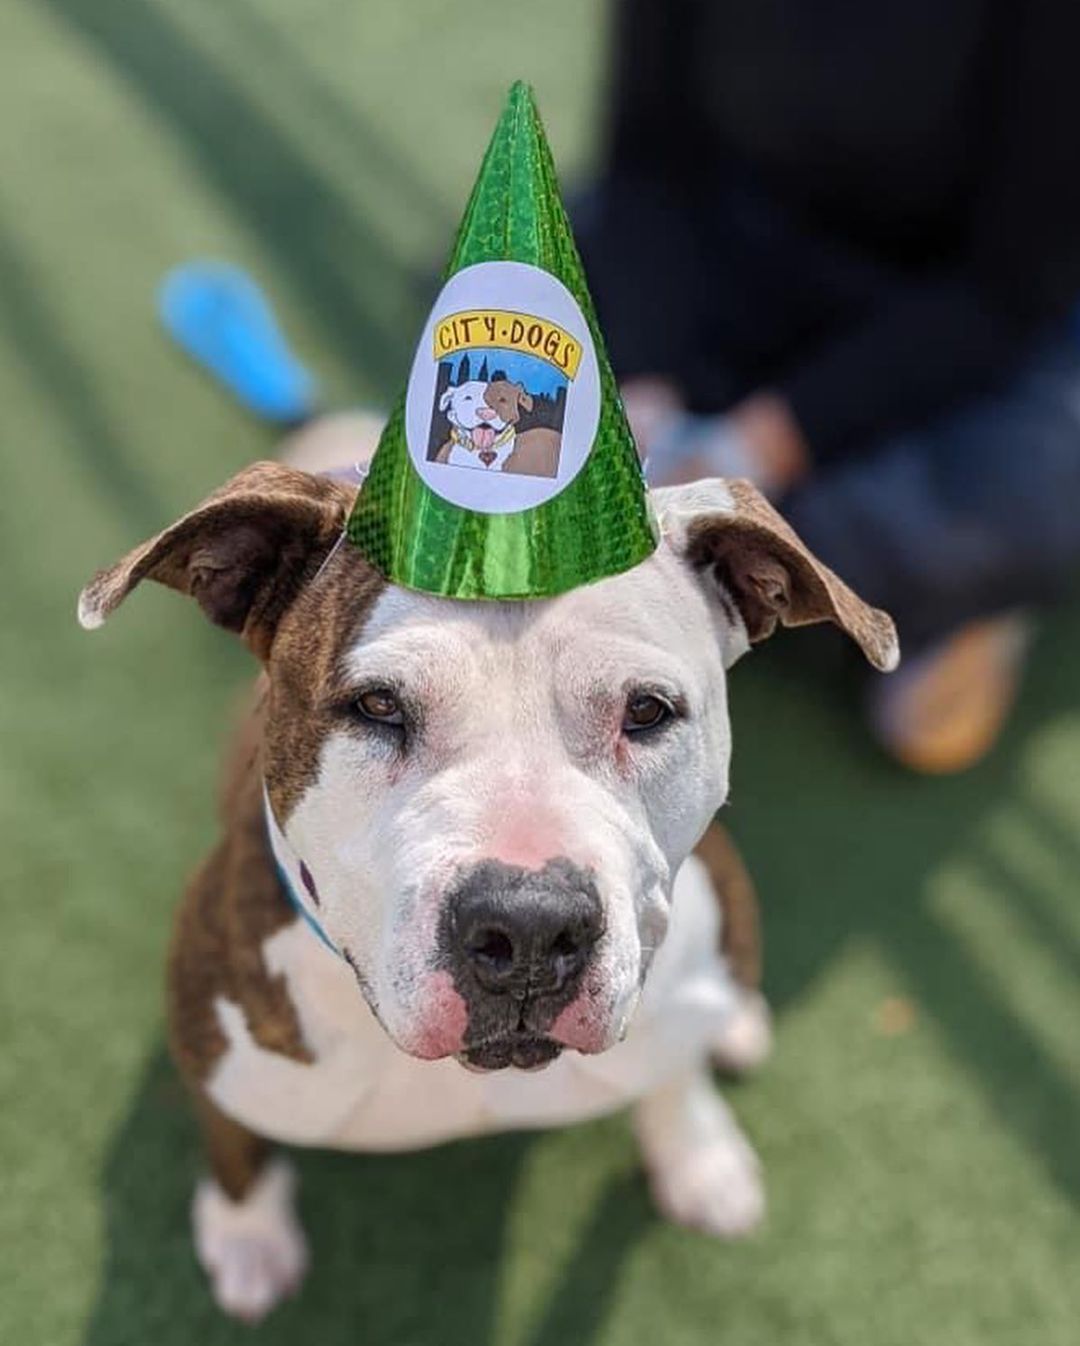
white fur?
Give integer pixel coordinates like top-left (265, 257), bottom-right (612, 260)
top-left (275, 530), bottom-right (741, 1057)
top-left (193, 1158), bottom-right (308, 1324)
top-left (710, 990), bottom-right (773, 1073)
top-left (635, 1068), bottom-right (764, 1237)
top-left (76, 589), bottom-right (105, 631)
top-left (207, 854), bottom-right (747, 1149)
top-left (207, 476), bottom-right (770, 1318)
top-left (205, 853), bottom-right (766, 1319)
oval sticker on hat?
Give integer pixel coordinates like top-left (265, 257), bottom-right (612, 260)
top-left (404, 261), bottom-right (601, 515)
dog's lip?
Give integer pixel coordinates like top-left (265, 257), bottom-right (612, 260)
top-left (455, 1035), bottom-right (563, 1073)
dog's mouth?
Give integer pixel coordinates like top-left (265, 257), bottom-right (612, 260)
top-left (455, 1035), bottom-right (563, 1073)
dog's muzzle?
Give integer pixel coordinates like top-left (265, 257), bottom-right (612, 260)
top-left (440, 857), bottom-right (604, 1070)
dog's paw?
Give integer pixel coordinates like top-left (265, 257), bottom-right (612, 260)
top-left (648, 1131), bottom-right (765, 1239)
top-left (710, 990), bottom-right (772, 1075)
top-left (192, 1157), bottom-right (309, 1323)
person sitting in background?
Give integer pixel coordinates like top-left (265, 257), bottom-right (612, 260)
top-left (577, 0), bottom-right (1080, 773)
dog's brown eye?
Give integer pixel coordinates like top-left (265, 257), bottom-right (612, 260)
top-left (355, 688), bottom-right (403, 726)
top-left (623, 693), bottom-right (673, 734)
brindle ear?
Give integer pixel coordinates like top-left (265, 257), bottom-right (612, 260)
top-left (77, 462), bottom-right (353, 660)
top-left (660, 477), bottom-right (899, 672)
top-left (516, 383), bottom-right (534, 412)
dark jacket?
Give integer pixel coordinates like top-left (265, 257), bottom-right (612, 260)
top-left (586, 0), bottom-right (1080, 457)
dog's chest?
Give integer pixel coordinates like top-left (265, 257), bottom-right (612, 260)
top-left (446, 436), bottom-right (514, 471)
top-left (205, 856), bottom-right (736, 1151)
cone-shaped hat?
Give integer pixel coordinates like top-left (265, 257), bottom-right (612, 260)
top-left (347, 82), bottom-right (657, 599)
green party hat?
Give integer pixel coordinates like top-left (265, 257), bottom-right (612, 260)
top-left (347, 81), bottom-right (657, 600)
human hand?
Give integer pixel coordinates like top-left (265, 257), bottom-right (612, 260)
top-left (620, 376), bottom-right (686, 461)
top-left (727, 393), bottom-right (810, 494)
top-left (620, 380), bottom-right (810, 496)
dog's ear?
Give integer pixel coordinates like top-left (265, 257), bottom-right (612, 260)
top-left (78, 462), bottom-right (353, 660)
top-left (439, 388), bottom-right (454, 412)
top-left (658, 478), bottom-right (899, 671)
top-left (516, 383), bottom-right (533, 412)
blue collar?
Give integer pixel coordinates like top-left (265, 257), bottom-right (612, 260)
top-left (262, 788), bottom-right (340, 956)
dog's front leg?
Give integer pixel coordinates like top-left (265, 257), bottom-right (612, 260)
top-left (191, 1093), bottom-right (309, 1323)
top-left (633, 1067), bottom-right (764, 1238)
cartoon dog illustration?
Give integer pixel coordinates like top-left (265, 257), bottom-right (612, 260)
top-left (490, 380), bottom-right (562, 479)
top-left (435, 379), bottom-right (562, 477)
top-left (435, 380), bottom-right (519, 471)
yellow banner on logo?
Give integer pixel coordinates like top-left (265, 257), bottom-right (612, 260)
top-left (433, 309), bottom-right (582, 380)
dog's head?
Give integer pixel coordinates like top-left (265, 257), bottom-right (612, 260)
top-left (484, 379), bottom-right (533, 427)
top-left (80, 464), bottom-right (896, 1071)
top-left (438, 380), bottom-right (502, 432)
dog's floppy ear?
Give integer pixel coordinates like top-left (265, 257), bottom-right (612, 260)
top-left (439, 388), bottom-right (455, 412)
top-left (659, 478), bottom-right (899, 671)
top-left (516, 383), bottom-right (533, 412)
top-left (78, 462), bottom-right (353, 660)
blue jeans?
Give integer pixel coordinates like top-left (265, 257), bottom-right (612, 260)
top-left (784, 335), bottom-right (1080, 652)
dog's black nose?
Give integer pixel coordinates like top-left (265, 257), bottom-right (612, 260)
top-left (450, 859), bottom-right (603, 997)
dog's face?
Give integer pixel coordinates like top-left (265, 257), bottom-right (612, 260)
top-left (439, 380), bottom-right (503, 432)
top-left (484, 379), bottom-right (532, 427)
top-left (265, 547), bottom-right (735, 1068)
top-left (80, 466), bottom-right (896, 1071)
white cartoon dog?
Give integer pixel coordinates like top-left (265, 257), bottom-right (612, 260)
top-left (434, 379), bottom-right (519, 471)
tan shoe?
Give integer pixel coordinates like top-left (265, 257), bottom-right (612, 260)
top-left (869, 613), bottom-right (1031, 774)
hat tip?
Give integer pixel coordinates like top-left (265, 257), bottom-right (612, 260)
top-left (506, 79), bottom-right (536, 109)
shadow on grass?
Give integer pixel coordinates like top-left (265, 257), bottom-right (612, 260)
top-left (219, 0), bottom-right (450, 228)
top-left (83, 1050), bottom-right (654, 1346)
top-left (729, 614), bottom-right (1080, 1209)
top-left (0, 213), bottom-right (170, 536)
top-left (42, 0), bottom-right (428, 399)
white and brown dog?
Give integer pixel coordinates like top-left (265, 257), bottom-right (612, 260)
top-left (435, 378), bottom-right (519, 471)
top-left (79, 447), bottom-right (896, 1322)
top-left (435, 378), bottom-right (561, 476)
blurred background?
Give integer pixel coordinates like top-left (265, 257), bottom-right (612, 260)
top-left (5, 2), bottom-right (1080, 1344)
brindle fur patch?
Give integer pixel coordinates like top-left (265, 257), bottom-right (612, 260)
top-left (692, 820), bottom-right (763, 991)
top-left (168, 699), bottom-right (312, 1088)
top-left (262, 540), bottom-right (385, 824)
top-left (169, 546), bottom-right (386, 1090)
top-left (193, 1088), bottom-right (270, 1202)
top-left (684, 477), bottom-right (899, 672)
top-left (79, 463), bottom-right (358, 660)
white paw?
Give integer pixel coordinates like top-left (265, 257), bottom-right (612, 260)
top-left (193, 1157), bottom-right (309, 1323)
top-left (649, 1132), bottom-right (765, 1239)
top-left (710, 991), bottom-right (773, 1074)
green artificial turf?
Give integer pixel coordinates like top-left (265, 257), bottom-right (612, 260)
top-left (4, 3), bottom-right (1080, 1343)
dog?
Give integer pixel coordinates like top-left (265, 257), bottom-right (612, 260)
top-left (79, 447), bottom-right (897, 1323)
top-left (435, 378), bottom-right (560, 476)
top-left (434, 379), bottom-right (518, 471)
top-left (483, 378), bottom-right (561, 477)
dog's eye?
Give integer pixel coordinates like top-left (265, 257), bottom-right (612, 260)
top-left (622, 693), bottom-right (674, 734)
top-left (355, 688), bottom-right (404, 726)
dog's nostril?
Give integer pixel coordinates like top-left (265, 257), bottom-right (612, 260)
top-left (462, 922), bottom-right (519, 993)
top-left (546, 912), bottom-right (603, 983)
top-left (450, 860), bottom-right (604, 999)
top-left (468, 929), bottom-right (514, 975)
top-left (550, 929), bottom-right (581, 959)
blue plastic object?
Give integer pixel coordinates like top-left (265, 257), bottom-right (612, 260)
top-left (159, 261), bottom-right (318, 423)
